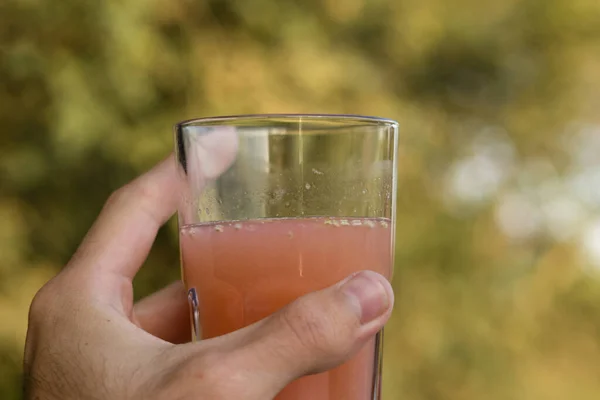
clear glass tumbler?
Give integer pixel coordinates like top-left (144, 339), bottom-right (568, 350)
top-left (175, 114), bottom-right (398, 400)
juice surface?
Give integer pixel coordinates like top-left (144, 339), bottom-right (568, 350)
top-left (180, 217), bottom-right (393, 400)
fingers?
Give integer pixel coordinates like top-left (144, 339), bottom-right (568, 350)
top-left (48, 128), bottom-right (238, 326)
top-left (69, 154), bottom-right (182, 280)
top-left (181, 126), bottom-right (239, 223)
top-left (133, 281), bottom-right (191, 344)
top-left (184, 126), bottom-right (238, 181)
top-left (184, 271), bottom-right (394, 400)
top-left (240, 270), bottom-right (393, 376)
top-left (70, 126), bottom-right (239, 282)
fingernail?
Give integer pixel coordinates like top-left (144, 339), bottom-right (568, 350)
top-left (341, 271), bottom-right (391, 324)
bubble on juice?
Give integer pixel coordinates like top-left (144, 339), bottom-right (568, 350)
top-left (340, 219), bottom-right (350, 226)
top-left (214, 225), bottom-right (224, 232)
top-left (234, 223), bottom-right (242, 230)
top-left (324, 219), bottom-right (333, 225)
top-left (365, 220), bottom-right (377, 228)
top-left (287, 231), bottom-right (294, 239)
top-left (380, 220), bottom-right (389, 228)
top-left (351, 220), bottom-right (362, 226)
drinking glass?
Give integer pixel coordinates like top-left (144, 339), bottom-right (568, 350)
top-left (175, 114), bottom-right (398, 400)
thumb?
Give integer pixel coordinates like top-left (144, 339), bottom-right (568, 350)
top-left (203, 270), bottom-right (394, 399)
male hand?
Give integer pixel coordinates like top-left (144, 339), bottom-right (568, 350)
top-left (23, 155), bottom-right (394, 400)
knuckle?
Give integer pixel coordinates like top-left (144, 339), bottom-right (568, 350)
top-left (280, 296), bottom-right (343, 356)
top-left (179, 351), bottom-right (238, 397)
top-left (129, 179), bottom-right (156, 202)
top-left (172, 349), bottom-right (225, 384)
top-left (105, 179), bottom-right (160, 220)
top-left (106, 182), bottom-right (137, 207)
top-left (106, 184), bottom-right (126, 205)
top-left (28, 280), bottom-right (59, 323)
top-left (28, 272), bottom-right (81, 329)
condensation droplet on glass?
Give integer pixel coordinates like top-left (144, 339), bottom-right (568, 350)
top-left (305, 183), bottom-right (311, 190)
top-left (362, 189), bottom-right (367, 194)
top-left (285, 202), bottom-right (291, 208)
top-left (312, 168), bottom-right (324, 175)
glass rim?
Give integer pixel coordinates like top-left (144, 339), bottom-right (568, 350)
top-left (176, 113), bottom-right (399, 129)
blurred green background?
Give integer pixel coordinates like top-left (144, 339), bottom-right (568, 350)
top-left (3, 0), bottom-right (600, 398)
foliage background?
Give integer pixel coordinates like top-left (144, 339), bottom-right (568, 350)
top-left (2, 0), bottom-right (600, 398)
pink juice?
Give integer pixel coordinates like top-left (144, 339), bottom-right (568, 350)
top-left (180, 217), bottom-right (393, 400)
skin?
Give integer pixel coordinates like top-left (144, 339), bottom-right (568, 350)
top-left (23, 154), bottom-right (394, 400)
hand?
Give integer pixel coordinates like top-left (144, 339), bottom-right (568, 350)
top-left (23, 155), bottom-right (394, 400)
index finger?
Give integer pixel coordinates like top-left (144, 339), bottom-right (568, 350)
top-left (69, 153), bottom-right (182, 281)
top-left (69, 126), bottom-right (239, 280)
